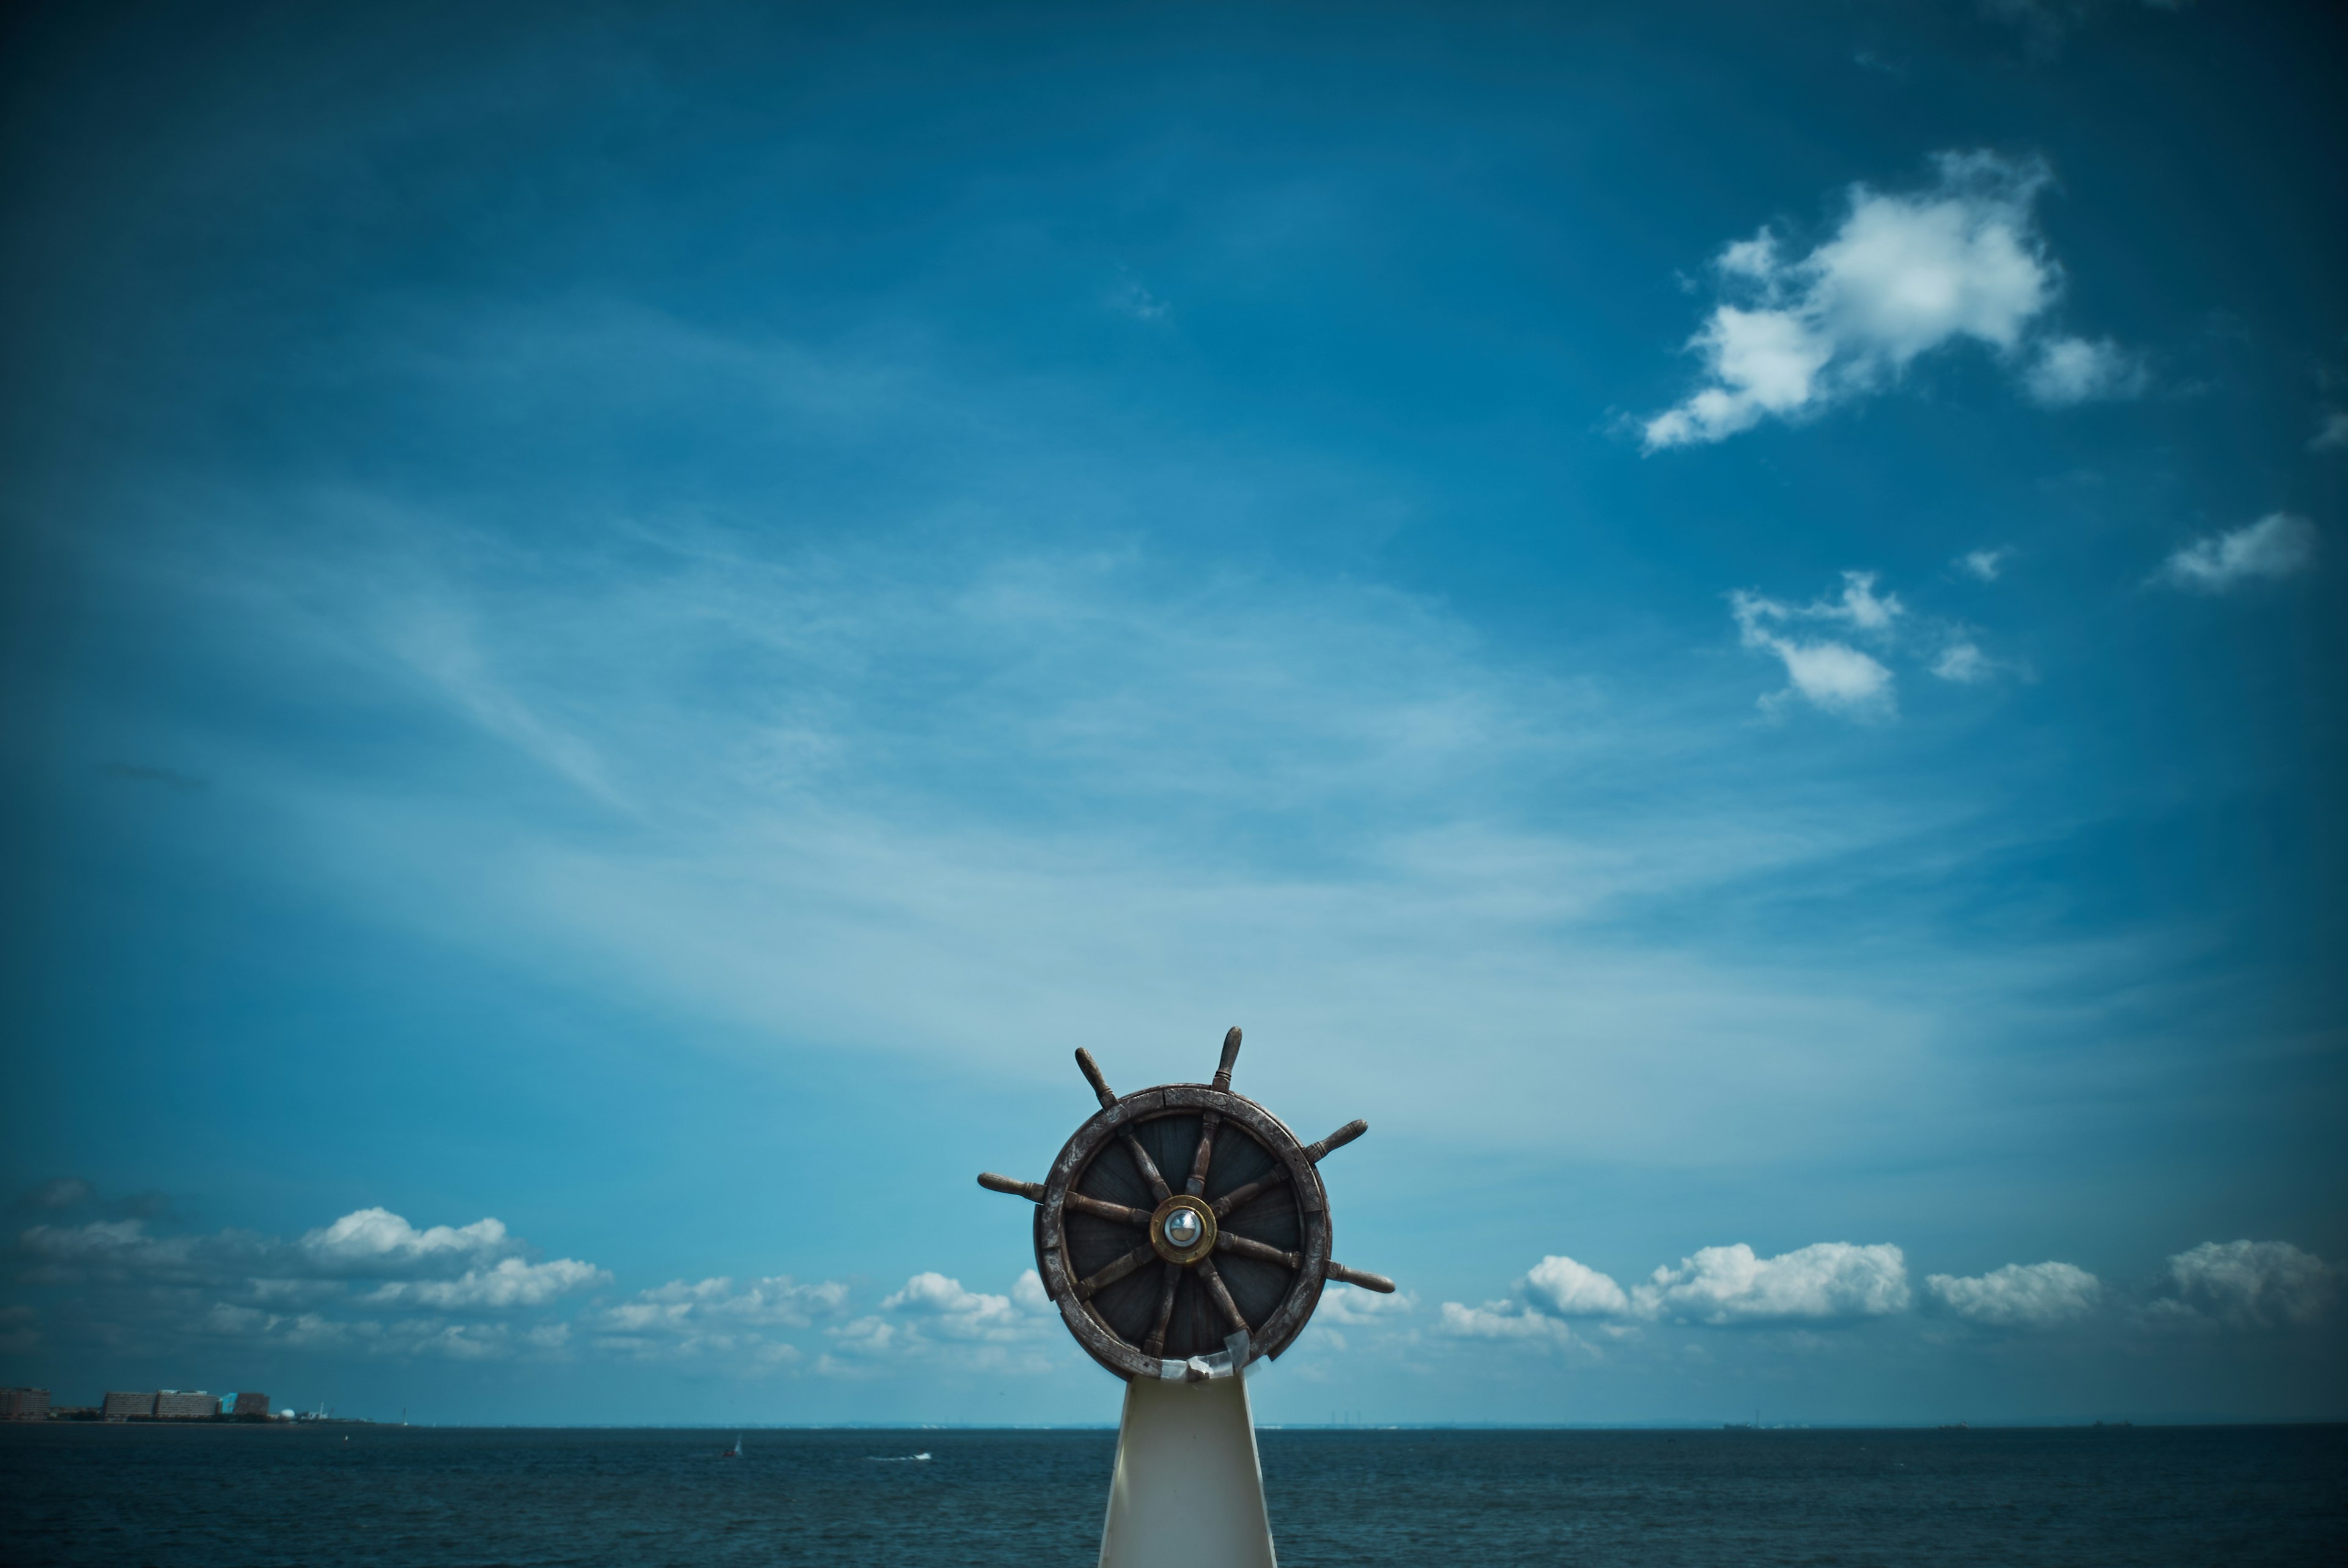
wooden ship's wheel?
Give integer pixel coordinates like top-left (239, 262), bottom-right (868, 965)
top-left (980, 1028), bottom-right (1395, 1382)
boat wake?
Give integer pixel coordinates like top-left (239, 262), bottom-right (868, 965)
top-left (867, 1452), bottom-right (932, 1462)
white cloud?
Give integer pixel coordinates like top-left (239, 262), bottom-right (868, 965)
top-left (592, 1274), bottom-right (844, 1365)
top-left (2156, 1240), bottom-right (2333, 1330)
top-left (877, 1270), bottom-right (1037, 1339)
top-left (1521, 1254), bottom-right (1633, 1317)
top-left (1633, 1242), bottom-right (1911, 1325)
top-left (1645, 152), bottom-right (2083, 448)
top-left (622, 1274), bottom-right (847, 1328)
top-left (10, 1194), bottom-right (630, 1361)
top-left (301, 1208), bottom-right (519, 1272)
top-left (824, 1270), bottom-right (1058, 1369)
top-left (1434, 1254), bottom-right (1630, 1348)
top-left (1316, 1283), bottom-right (1417, 1327)
top-left (1930, 642), bottom-right (1994, 683)
top-left (2313, 409), bottom-right (2348, 451)
top-left (2158, 513), bottom-right (2317, 591)
top-left (1456, 1242), bottom-right (1908, 1341)
top-left (1956, 547), bottom-right (2010, 582)
top-left (1436, 1300), bottom-right (1576, 1342)
top-left (364, 1256), bottom-right (608, 1309)
top-left (1924, 1261), bottom-right (2100, 1327)
top-left (1732, 573), bottom-right (1902, 720)
top-left (2023, 336), bottom-right (2147, 405)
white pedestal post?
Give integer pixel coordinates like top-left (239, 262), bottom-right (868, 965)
top-left (1097, 1371), bottom-right (1277, 1568)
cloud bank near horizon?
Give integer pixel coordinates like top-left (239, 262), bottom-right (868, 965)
top-left (13, 1183), bottom-right (2335, 1383)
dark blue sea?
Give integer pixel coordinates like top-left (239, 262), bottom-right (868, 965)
top-left (3, 1424), bottom-right (2341, 1566)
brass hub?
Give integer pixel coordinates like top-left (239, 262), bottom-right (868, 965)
top-left (1149, 1193), bottom-right (1217, 1265)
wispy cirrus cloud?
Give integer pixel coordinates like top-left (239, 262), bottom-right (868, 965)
top-left (95, 462), bottom-right (2089, 1172)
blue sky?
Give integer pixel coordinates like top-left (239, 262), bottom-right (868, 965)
top-left (2, 0), bottom-right (2341, 1426)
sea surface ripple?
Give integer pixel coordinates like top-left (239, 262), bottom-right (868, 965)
top-left (2, 1423), bottom-right (2341, 1566)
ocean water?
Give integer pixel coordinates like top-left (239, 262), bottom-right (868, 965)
top-left (2, 1423), bottom-right (2341, 1566)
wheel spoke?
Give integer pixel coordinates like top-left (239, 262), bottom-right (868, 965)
top-left (1193, 1255), bottom-right (1250, 1337)
top-left (1074, 1048), bottom-right (1118, 1110)
top-left (1120, 1132), bottom-right (1174, 1204)
top-left (1065, 1191), bottom-right (1153, 1228)
top-left (1211, 1166), bottom-right (1291, 1218)
top-left (1076, 1243), bottom-right (1158, 1301)
top-left (1184, 1112), bottom-right (1221, 1198)
top-left (1142, 1261), bottom-right (1183, 1356)
top-left (982, 1174), bottom-right (1149, 1228)
top-left (1302, 1119), bottom-right (1367, 1163)
top-left (1327, 1261), bottom-right (1397, 1294)
top-left (1214, 1232), bottom-right (1300, 1269)
top-left (976, 1172), bottom-right (1045, 1201)
top-left (1211, 1025), bottom-right (1243, 1092)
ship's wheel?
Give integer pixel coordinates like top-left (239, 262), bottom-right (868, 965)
top-left (980, 1028), bottom-right (1394, 1382)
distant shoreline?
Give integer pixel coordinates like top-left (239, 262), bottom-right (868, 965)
top-left (12, 1419), bottom-right (2344, 1433)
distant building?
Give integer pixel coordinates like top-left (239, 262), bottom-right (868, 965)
top-left (1, 1388), bottom-right (49, 1421)
top-left (155, 1391), bottom-right (220, 1420)
top-left (232, 1392), bottom-right (270, 1419)
top-left (102, 1391), bottom-right (157, 1421)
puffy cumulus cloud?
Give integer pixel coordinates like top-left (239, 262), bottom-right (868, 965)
top-left (1732, 569), bottom-right (2021, 715)
top-left (879, 1270), bottom-right (1053, 1342)
top-left (1732, 573), bottom-right (1902, 720)
top-left (20, 1204), bottom-right (547, 1298)
top-left (614, 1275), bottom-right (847, 1330)
top-left (1521, 1255), bottom-right (1633, 1318)
top-left (1436, 1300), bottom-right (1577, 1343)
top-left (199, 1303), bottom-right (380, 1351)
top-left (300, 1208), bottom-right (518, 1272)
top-left (1924, 1261), bottom-right (2100, 1328)
top-left (1445, 1242), bottom-right (1910, 1347)
top-left (9, 1193), bottom-right (616, 1365)
top-left (2023, 336), bottom-right (2147, 406)
top-left (2150, 1241), bottom-right (2333, 1331)
top-left (364, 1256), bottom-right (608, 1309)
top-left (1435, 1254), bottom-right (1631, 1349)
top-left (1633, 1243), bottom-right (1910, 1325)
top-left (1316, 1281), bottom-right (1419, 1327)
top-left (821, 1270), bottom-right (1058, 1373)
top-left (2157, 513), bottom-right (2317, 592)
top-left (591, 1275), bottom-right (845, 1368)
top-left (1644, 152), bottom-right (2114, 449)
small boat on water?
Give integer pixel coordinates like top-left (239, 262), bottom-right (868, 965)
top-left (720, 1435), bottom-right (743, 1459)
